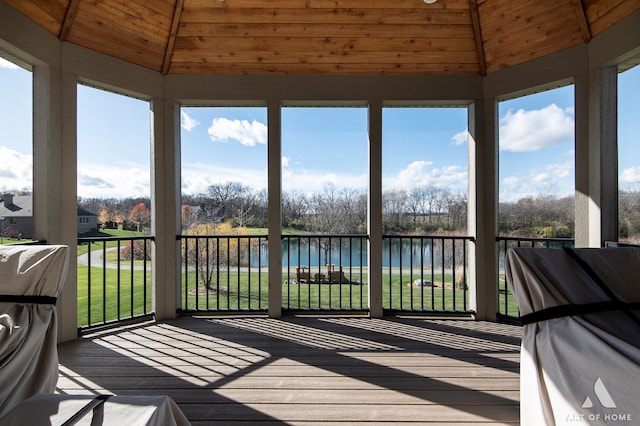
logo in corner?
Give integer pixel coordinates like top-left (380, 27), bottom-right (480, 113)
top-left (582, 377), bottom-right (617, 409)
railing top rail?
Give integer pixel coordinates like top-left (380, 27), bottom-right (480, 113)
top-left (282, 234), bottom-right (369, 239)
top-left (496, 236), bottom-right (574, 243)
top-left (178, 234), bottom-right (268, 239)
top-left (78, 236), bottom-right (154, 243)
top-left (383, 234), bottom-right (475, 241)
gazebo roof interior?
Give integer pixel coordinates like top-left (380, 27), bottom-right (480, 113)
top-left (5, 0), bottom-right (640, 77)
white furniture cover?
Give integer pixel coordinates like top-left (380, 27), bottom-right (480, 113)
top-left (0, 244), bottom-right (69, 417)
top-left (0, 244), bottom-right (191, 425)
top-left (505, 247), bottom-right (640, 425)
top-left (0, 393), bottom-right (190, 426)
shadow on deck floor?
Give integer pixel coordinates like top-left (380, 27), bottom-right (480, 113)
top-left (57, 316), bottom-right (522, 425)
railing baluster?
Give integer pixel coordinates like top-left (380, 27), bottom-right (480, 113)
top-left (130, 241), bottom-right (134, 318)
top-left (78, 236), bottom-right (154, 331)
top-left (102, 242), bottom-right (107, 323)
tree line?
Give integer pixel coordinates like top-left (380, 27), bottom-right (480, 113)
top-left (72, 181), bottom-right (640, 241)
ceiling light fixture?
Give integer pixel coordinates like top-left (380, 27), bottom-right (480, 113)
top-left (423, 0), bottom-right (437, 4)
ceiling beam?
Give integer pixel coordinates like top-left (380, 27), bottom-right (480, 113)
top-left (469, 0), bottom-right (486, 76)
top-left (572, 0), bottom-right (592, 43)
top-left (59, 0), bottom-right (81, 41)
top-left (163, 0), bottom-right (185, 75)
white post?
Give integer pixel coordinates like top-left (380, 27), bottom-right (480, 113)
top-left (33, 64), bottom-right (79, 342)
top-left (267, 100), bottom-right (283, 318)
top-left (151, 98), bottom-right (181, 320)
top-left (368, 101), bottom-right (383, 318)
top-left (469, 98), bottom-right (498, 321)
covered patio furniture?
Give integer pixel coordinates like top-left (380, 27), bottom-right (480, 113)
top-left (0, 244), bottom-right (69, 417)
top-left (0, 244), bottom-right (190, 425)
top-left (1, 393), bottom-right (190, 426)
top-left (505, 247), bottom-right (640, 425)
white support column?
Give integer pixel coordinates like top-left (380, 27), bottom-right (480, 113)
top-left (33, 64), bottom-right (79, 342)
top-left (368, 101), bottom-right (383, 318)
top-left (574, 66), bottom-right (618, 247)
top-left (151, 98), bottom-right (181, 320)
top-left (599, 67), bottom-right (619, 245)
top-left (469, 98), bottom-right (498, 321)
top-left (267, 100), bottom-right (283, 318)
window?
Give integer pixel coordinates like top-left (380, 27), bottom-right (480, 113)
top-left (0, 56), bottom-right (32, 242)
top-left (180, 106), bottom-right (268, 231)
top-left (77, 84), bottom-right (151, 235)
top-left (382, 106), bottom-right (469, 234)
top-left (618, 64), bottom-right (640, 243)
top-left (498, 85), bottom-right (575, 239)
top-left (281, 106), bottom-right (368, 234)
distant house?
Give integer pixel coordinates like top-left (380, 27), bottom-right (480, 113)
top-left (77, 206), bottom-right (98, 235)
top-left (0, 194), bottom-right (32, 239)
top-left (0, 194), bottom-right (98, 239)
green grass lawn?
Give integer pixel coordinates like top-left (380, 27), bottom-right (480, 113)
top-left (78, 261), bottom-right (519, 327)
top-left (497, 273), bottom-right (520, 317)
top-left (382, 272), bottom-right (469, 311)
top-left (77, 264), bottom-right (152, 327)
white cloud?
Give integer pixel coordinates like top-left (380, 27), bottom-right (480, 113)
top-left (500, 159), bottom-right (575, 202)
top-left (451, 129), bottom-right (470, 146)
top-left (389, 160), bottom-right (467, 191)
top-left (181, 111), bottom-right (199, 131)
top-left (77, 163), bottom-right (150, 198)
top-left (282, 170), bottom-right (368, 194)
top-left (208, 118), bottom-right (267, 147)
top-left (0, 57), bottom-right (19, 70)
top-left (181, 162), bottom-right (268, 195)
top-left (499, 104), bottom-right (574, 152)
top-left (0, 146), bottom-right (32, 191)
top-left (620, 166), bottom-right (640, 185)
top-left (281, 156), bottom-right (294, 179)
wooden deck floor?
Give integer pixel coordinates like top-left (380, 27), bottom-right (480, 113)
top-left (57, 316), bottom-right (522, 425)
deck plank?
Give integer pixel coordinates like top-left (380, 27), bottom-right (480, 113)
top-left (57, 316), bottom-right (522, 425)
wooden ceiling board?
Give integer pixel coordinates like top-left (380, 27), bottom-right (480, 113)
top-left (179, 7), bottom-right (471, 26)
top-left (78, 0), bottom-right (173, 42)
top-left (172, 2), bottom-right (478, 75)
top-left (3, 0), bottom-right (639, 77)
top-left (182, 0), bottom-right (471, 10)
top-left (65, 9), bottom-right (168, 71)
top-left (5, 0), bottom-right (68, 35)
top-left (478, 0), bottom-right (584, 73)
top-left (168, 61), bottom-right (481, 75)
top-left (61, 0), bottom-right (176, 72)
top-left (171, 39), bottom-right (479, 64)
top-left (585, 0), bottom-right (640, 36)
top-left (175, 22), bottom-right (476, 39)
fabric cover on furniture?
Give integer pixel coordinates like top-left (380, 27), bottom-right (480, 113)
top-left (0, 393), bottom-right (191, 426)
top-left (505, 247), bottom-right (640, 425)
top-left (0, 244), bottom-right (69, 417)
top-left (0, 244), bottom-right (191, 425)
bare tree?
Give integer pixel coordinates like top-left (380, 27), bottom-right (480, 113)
top-left (406, 186), bottom-right (426, 230)
top-left (382, 188), bottom-right (407, 232)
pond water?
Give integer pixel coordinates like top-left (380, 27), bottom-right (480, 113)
top-left (250, 238), bottom-right (465, 268)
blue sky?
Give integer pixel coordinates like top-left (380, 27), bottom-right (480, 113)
top-left (0, 56), bottom-right (638, 202)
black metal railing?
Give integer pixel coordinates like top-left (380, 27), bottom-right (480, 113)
top-left (79, 233), bottom-right (587, 325)
top-left (77, 236), bottom-right (154, 330)
top-left (282, 234), bottom-right (368, 311)
top-left (179, 234), bottom-right (268, 312)
top-left (496, 236), bottom-right (574, 322)
top-left (383, 235), bottom-right (475, 314)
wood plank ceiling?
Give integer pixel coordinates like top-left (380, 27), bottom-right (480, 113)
top-left (5, 0), bottom-right (639, 76)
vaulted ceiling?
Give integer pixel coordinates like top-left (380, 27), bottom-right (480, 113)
top-left (5, 0), bottom-right (639, 76)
